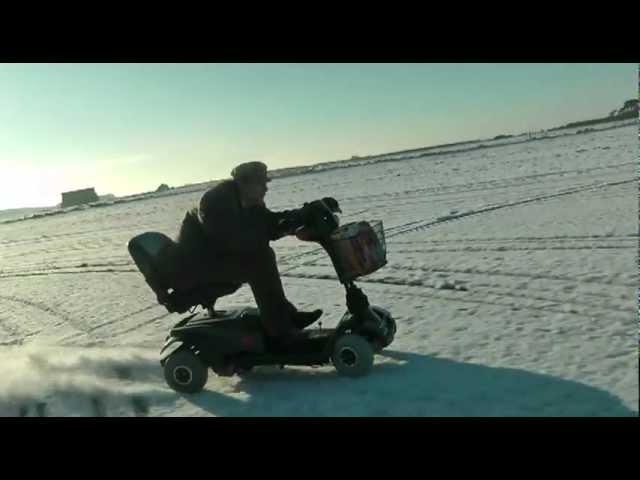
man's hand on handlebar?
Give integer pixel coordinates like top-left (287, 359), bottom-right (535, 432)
top-left (321, 197), bottom-right (341, 213)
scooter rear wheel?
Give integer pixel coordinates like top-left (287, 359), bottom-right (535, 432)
top-left (163, 349), bottom-right (208, 394)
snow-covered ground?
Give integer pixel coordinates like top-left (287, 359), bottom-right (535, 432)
top-left (0, 123), bottom-right (637, 416)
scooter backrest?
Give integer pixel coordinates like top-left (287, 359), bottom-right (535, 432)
top-left (127, 232), bottom-right (175, 294)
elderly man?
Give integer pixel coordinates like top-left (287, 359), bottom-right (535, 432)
top-left (169, 161), bottom-right (337, 344)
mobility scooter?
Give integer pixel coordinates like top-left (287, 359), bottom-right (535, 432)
top-left (127, 201), bottom-right (396, 393)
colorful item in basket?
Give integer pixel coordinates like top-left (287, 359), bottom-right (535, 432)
top-left (330, 221), bottom-right (386, 280)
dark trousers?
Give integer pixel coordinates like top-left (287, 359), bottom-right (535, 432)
top-left (188, 247), bottom-right (295, 337)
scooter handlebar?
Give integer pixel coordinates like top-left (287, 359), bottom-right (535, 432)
top-left (295, 200), bottom-right (340, 242)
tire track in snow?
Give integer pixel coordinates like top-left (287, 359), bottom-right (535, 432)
top-left (1, 241), bottom-right (131, 262)
top-left (0, 255), bottom-right (131, 274)
top-left (384, 180), bottom-right (632, 237)
top-left (0, 313), bottom-right (39, 341)
top-left (283, 273), bottom-right (628, 318)
top-left (0, 294), bottom-right (83, 335)
top-left (0, 333), bottom-right (42, 347)
top-left (422, 266), bottom-right (636, 289)
top-left (472, 287), bottom-right (635, 315)
top-left (287, 269), bottom-right (635, 314)
top-left (0, 260), bottom-right (134, 277)
top-left (390, 244), bottom-right (635, 254)
top-left (389, 234), bottom-right (638, 244)
top-left (374, 171), bottom-right (635, 211)
top-left (108, 312), bottom-right (174, 338)
top-left (0, 248), bottom-right (316, 279)
top-left (58, 311), bottom-right (174, 343)
top-left (335, 161), bottom-right (635, 204)
top-left (84, 304), bottom-right (160, 333)
top-left (284, 273), bottom-right (568, 315)
top-left (304, 260), bottom-right (636, 289)
top-left (58, 304), bottom-right (162, 344)
top-left (0, 292), bottom-right (162, 346)
top-left (0, 268), bottom-right (138, 281)
top-left (438, 279), bottom-right (634, 315)
top-left (0, 222), bottom-right (160, 248)
top-left (385, 179), bottom-right (636, 239)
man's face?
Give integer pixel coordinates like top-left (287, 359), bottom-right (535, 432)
top-left (241, 178), bottom-right (268, 207)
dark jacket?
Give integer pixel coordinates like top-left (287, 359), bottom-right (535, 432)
top-left (178, 179), bottom-right (304, 256)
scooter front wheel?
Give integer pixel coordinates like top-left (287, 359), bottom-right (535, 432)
top-left (331, 334), bottom-right (374, 377)
top-left (163, 349), bottom-right (208, 394)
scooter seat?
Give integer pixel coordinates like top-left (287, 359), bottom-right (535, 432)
top-left (127, 231), bottom-right (241, 313)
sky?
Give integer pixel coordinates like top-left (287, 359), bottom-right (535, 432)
top-left (0, 63), bottom-right (636, 210)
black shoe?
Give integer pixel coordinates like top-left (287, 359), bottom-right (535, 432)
top-left (292, 309), bottom-right (323, 330)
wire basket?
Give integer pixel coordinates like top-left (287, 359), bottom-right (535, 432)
top-left (327, 220), bottom-right (387, 283)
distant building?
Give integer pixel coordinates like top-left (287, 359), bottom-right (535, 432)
top-left (61, 188), bottom-right (99, 208)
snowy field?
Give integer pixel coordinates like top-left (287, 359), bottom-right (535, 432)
top-left (0, 123), bottom-right (637, 416)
